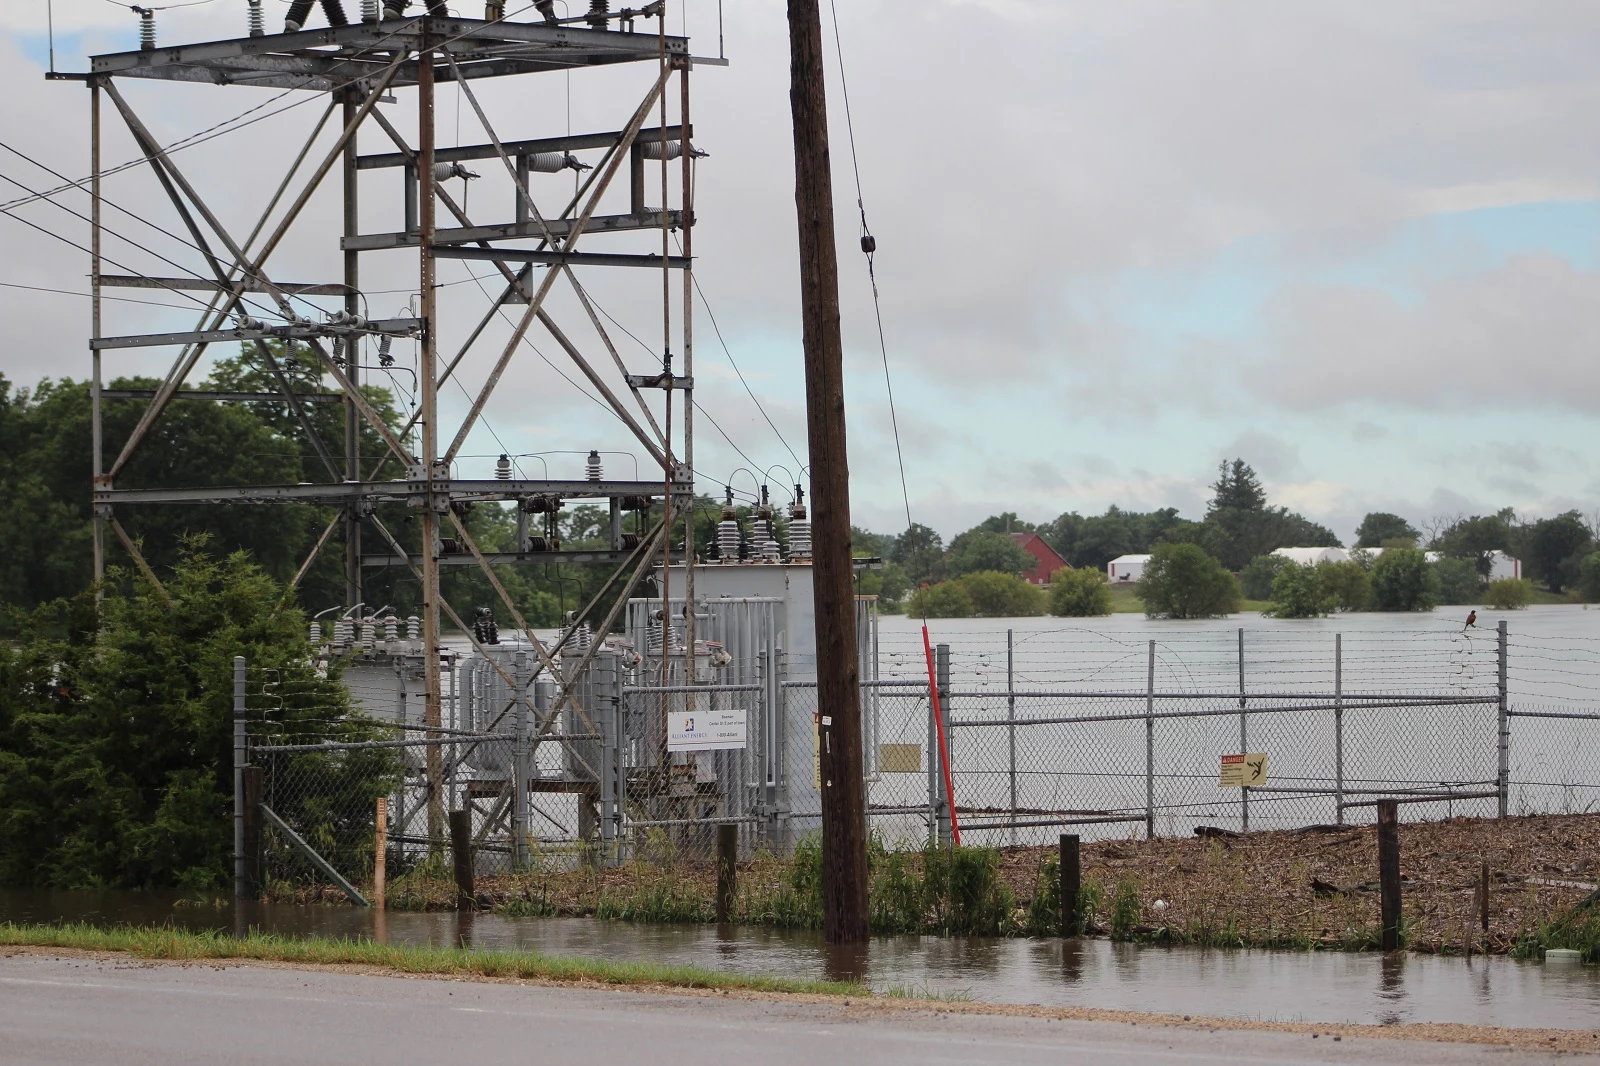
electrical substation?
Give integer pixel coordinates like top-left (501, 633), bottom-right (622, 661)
top-left (68, 3), bottom-right (884, 868)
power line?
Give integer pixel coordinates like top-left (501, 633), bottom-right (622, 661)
top-left (0, 279), bottom-right (206, 312)
top-left (3, 5), bottom-right (552, 214)
top-left (574, 273), bottom-right (791, 480)
top-left (665, 235), bottom-right (807, 475)
top-left (826, 0), bottom-right (913, 536)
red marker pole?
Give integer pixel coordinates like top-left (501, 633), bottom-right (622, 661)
top-left (923, 624), bottom-right (961, 845)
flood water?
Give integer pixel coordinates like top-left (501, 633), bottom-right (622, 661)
top-left (6, 889), bottom-right (1600, 1030)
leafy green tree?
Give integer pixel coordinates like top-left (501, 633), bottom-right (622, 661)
top-left (1263, 562), bottom-right (1335, 618)
top-left (956, 571), bottom-right (1045, 617)
top-left (1041, 506), bottom-right (1185, 571)
top-left (1578, 551), bottom-right (1600, 603)
top-left (1523, 512), bottom-right (1592, 593)
top-left (946, 531), bottom-right (1034, 578)
top-left (889, 523), bottom-right (945, 586)
top-left (1370, 548), bottom-right (1440, 611)
top-left (906, 580), bottom-right (973, 619)
top-left (1430, 509), bottom-right (1523, 579)
top-left (855, 561), bottom-right (909, 614)
top-left (1137, 543), bottom-right (1241, 619)
top-left (1239, 554), bottom-right (1288, 600)
top-left (1355, 512), bottom-right (1420, 549)
top-left (1432, 557), bottom-right (1483, 606)
top-left (0, 540), bottom-right (398, 889)
top-left (1318, 560), bottom-right (1371, 612)
top-left (1048, 568), bottom-right (1112, 617)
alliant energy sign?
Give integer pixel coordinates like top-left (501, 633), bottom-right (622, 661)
top-left (667, 709), bottom-right (748, 752)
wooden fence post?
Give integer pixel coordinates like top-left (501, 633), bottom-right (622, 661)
top-left (716, 823), bottom-right (737, 923)
top-left (1378, 799), bottom-right (1401, 952)
top-left (374, 797), bottom-right (388, 911)
top-left (449, 808), bottom-right (475, 910)
top-left (1061, 834), bottom-right (1081, 937)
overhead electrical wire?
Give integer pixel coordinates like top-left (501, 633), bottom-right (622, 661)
top-left (826, 0), bottom-right (911, 538)
top-left (1, 2), bottom-right (555, 214)
top-left (572, 276), bottom-right (774, 482)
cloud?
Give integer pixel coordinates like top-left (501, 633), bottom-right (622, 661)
top-left (1253, 253), bottom-right (1600, 412)
top-left (1221, 432), bottom-right (1301, 479)
top-left (8, 3), bottom-right (1600, 541)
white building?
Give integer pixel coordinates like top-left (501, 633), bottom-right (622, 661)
top-left (1487, 550), bottom-right (1522, 581)
top-left (1272, 546), bottom-right (1351, 566)
top-left (1107, 554), bottom-right (1151, 583)
top-left (1422, 550), bottom-right (1521, 581)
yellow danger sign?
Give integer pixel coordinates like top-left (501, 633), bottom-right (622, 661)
top-left (1220, 752), bottom-right (1269, 788)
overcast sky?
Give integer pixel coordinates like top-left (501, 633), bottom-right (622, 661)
top-left (5, 1), bottom-right (1600, 543)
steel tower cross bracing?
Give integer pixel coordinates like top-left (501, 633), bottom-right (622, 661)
top-left (70, 12), bottom-right (718, 774)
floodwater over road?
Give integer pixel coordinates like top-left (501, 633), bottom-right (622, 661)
top-left (6, 889), bottom-right (1600, 1030)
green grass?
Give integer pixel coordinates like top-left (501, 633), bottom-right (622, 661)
top-left (0, 922), bottom-right (866, 997)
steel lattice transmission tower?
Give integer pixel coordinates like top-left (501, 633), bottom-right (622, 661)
top-left (62, 9), bottom-right (723, 837)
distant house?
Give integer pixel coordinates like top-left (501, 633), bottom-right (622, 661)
top-left (1010, 532), bottom-right (1070, 586)
top-left (1107, 554), bottom-right (1151, 583)
top-left (1422, 550), bottom-right (1522, 581)
top-left (1272, 546), bottom-right (1351, 566)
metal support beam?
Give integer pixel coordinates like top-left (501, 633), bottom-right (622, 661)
top-left (357, 125), bottom-right (691, 169)
top-left (101, 389), bottom-right (344, 403)
top-left (99, 274), bottom-right (347, 296)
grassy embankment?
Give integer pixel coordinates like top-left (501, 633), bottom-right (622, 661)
top-left (0, 922), bottom-right (869, 996)
top-left (268, 814), bottom-right (1600, 958)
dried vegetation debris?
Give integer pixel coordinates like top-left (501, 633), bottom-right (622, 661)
top-left (1008, 812), bottom-right (1600, 952)
top-left (268, 813), bottom-right (1600, 953)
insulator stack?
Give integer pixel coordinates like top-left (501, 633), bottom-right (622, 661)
top-left (248, 0), bottom-right (265, 37)
top-left (787, 495), bottom-right (811, 559)
top-left (647, 616), bottom-right (680, 656)
top-left (586, 449), bottom-right (602, 481)
top-left (586, 0), bottom-right (608, 30)
top-left (383, 617), bottom-right (399, 643)
top-left (406, 615), bottom-right (420, 642)
top-left (308, 620), bottom-right (322, 646)
top-left (495, 454), bottom-right (512, 480)
top-left (640, 140), bottom-right (686, 161)
top-left (527, 151), bottom-right (584, 173)
top-left (334, 617), bottom-right (354, 647)
top-left (139, 10), bottom-right (156, 51)
top-left (755, 487), bottom-right (779, 561)
top-left (362, 0), bottom-right (379, 21)
top-left (717, 515), bottom-right (741, 562)
top-left (361, 616), bottom-right (377, 652)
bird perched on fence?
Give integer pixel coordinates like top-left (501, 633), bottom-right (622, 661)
top-left (1464, 610), bottom-right (1478, 630)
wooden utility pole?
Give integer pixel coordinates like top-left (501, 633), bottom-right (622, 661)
top-left (787, 0), bottom-right (869, 943)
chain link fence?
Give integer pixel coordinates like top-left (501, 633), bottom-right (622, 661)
top-left (239, 620), bottom-right (1600, 895)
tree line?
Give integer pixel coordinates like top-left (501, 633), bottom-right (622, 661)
top-left (858, 460), bottom-right (1600, 619)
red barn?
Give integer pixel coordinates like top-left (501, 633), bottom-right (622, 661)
top-left (1010, 532), bottom-right (1069, 586)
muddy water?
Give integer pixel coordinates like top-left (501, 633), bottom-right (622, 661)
top-left (5, 889), bottom-right (1599, 1029)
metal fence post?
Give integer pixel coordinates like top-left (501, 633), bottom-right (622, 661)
top-left (936, 643), bottom-right (952, 847)
top-left (233, 655), bottom-right (246, 898)
top-left (1145, 639), bottom-right (1155, 839)
top-left (1237, 627), bottom-right (1248, 833)
top-left (513, 649), bottom-right (531, 872)
top-left (1335, 633), bottom-right (1345, 826)
top-left (1497, 619), bottom-right (1509, 818)
top-left (1007, 628), bottom-right (1017, 846)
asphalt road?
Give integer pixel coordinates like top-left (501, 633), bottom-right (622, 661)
top-left (0, 952), bottom-right (1589, 1066)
